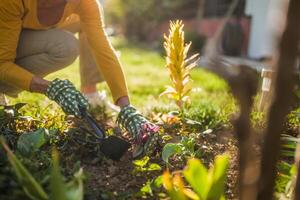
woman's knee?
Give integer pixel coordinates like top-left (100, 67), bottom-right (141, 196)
top-left (48, 29), bottom-right (79, 66)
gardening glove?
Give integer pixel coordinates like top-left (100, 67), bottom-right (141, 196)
top-left (46, 78), bottom-right (89, 118)
top-left (117, 105), bottom-right (160, 159)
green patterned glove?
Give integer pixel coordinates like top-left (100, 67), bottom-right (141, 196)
top-left (117, 105), bottom-right (160, 159)
top-left (46, 79), bottom-right (89, 118)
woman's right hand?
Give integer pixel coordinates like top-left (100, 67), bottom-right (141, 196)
top-left (39, 78), bottom-right (89, 118)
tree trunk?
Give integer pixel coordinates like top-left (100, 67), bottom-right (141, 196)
top-left (257, 0), bottom-right (300, 198)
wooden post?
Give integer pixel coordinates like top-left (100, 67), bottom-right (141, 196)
top-left (258, 68), bottom-right (275, 111)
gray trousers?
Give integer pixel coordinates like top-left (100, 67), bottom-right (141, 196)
top-left (0, 23), bottom-right (102, 97)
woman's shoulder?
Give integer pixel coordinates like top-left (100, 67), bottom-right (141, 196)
top-left (0, 0), bottom-right (24, 16)
top-left (71, 0), bottom-right (102, 14)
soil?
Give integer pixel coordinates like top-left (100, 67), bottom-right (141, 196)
top-left (65, 113), bottom-right (239, 200)
top-left (0, 106), bottom-right (239, 200)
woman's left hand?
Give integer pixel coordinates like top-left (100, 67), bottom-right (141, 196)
top-left (117, 105), bottom-right (160, 159)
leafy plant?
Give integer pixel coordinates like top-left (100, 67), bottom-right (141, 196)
top-left (185, 102), bottom-right (226, 131)
top-left (162, 135), bottom-right (200, 164)
top-left (160, 20), bottom-right (199, 111)
top-left (105, 0), bottom-right (199, 41)
top-left (17, 128), bottom-right (48, 156)
top-left (280, 134), bottom-right (299, 158)
top-left (285, 108), bottom-right (300, 133)
top-left (0, 137), bottom-right (48, 200)
top-left (50, 149), bottom-right (84, 200)
top-left (138, 176), bottom-right (163, 197)
top-left (163, 154), bottom-right (229, 200)
top-left (133, 156), bottom-right (162, 174)
top-left (0, 138), bottom-right (84, 200)
top-left (162, 143), bottom-right (184, 164)
top-left (275, 161), bottom-right (297, 199)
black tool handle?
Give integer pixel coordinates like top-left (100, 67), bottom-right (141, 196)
top-left (79, 106), bottom-right (106, 139)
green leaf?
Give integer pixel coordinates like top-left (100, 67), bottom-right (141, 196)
top-left (140, 180), bottom-right (153, 196)
top-left (17, 129), bottom-right (48, 156)
top-left (162, 143), bottom-right (183, 163)
top-left (133, 156), bottom-right (150, 167)
top-left (65, 169), bottom-right (84, 200)
top-left (50, 149), bottom-right (68, 200)
top-left (147, 163), bottom-right (162, 171)
top-left (290, 165), bottom-right (297, 176)
top-left (281, 135), bottom-right (300, 143)
top-left (153, 175), bottom-right (163, 188)
top-left (277, 161), bottom-right (292, 175)
top-left (50, 149), bottom-right (84, 200)
top-left (183, 158), bottom-right (209, 199)
top-left (181, 136), bottom-right (196, 155)
top-left (163, 170), bottom-right (188, 200)
top-left (281, 150), bottom-right (296, 157)
top-left (0, 137), bottom-right (48, 200)
top-left (0, 107), bottom-right (4, 118)
top-left (207, 154), bottom-right (229, 200)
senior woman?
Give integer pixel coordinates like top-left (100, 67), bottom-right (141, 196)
top-left (0, 0), bottom-right (159, 159)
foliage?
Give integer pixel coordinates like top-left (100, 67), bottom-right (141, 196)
top-left (105, 0), bottom-right (199, 41)
top-left (50, 149), bottom-right (84, 200)
top-left (160, 20), bottom-right (199, 111)
top-left (185, 102), bottom-right (228, 131)
top-left (138, 176), bottom-right (164, 197)
top-left (0, 137), bottom-right (48, 200)
top-left (133, 156), bottom-right (162, 174)
top-left (162, 143), bottom-right (184, 164)
top-left (17, 128), bottom-right (48, 156)
top-left (162, 134), bottom-right (200, 164)
top-left (0, 138), bottom-right (84, 200)
top-left (163, 154), bottom-right (229, 200)
top-left (275, 161), bottom-right (297, 199)
top-left (285, 108), bottom-right (300, 134)
top-left (0, 103), bottom-right (68, 142)
top-left (280, 134), bottom-right (299, 158)
top-left (275, 133), bottom-right (299, 198)
top-left (250, 110), bottom-right (266, 129)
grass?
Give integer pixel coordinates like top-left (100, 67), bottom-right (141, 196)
top-left (9, 37), bottom-right (235, 123)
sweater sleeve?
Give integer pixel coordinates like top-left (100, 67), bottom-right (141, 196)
top-left (76, 0), bottom-right (128, 103)
top-left (0, 0), bottom-right (34, 90)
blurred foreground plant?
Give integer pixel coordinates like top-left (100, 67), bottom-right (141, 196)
top-left (163, 154), bottom-right (229, 200)
top-left (160, 20), bottom-right (199, 111)
top-left (0, 138), bottom-right (84, 200)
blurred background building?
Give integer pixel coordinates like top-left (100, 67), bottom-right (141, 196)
top-left (103, 0), bottom-right (283, 60)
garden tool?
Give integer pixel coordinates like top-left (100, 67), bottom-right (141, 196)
top-left (79, 106), bottom-right (131, 161)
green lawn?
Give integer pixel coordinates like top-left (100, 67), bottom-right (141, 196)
top-left (10, 37), bottom-right (235, 120)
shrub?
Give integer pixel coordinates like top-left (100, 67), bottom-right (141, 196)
top-left (104, 0), bottom-right (199, 41)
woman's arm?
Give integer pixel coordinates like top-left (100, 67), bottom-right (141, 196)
top-left (0, 0), bottom-right (36, 91)
top-left (30, 77), bottom-right (50, 94)
top-left (75, 0), bottom-right (129, 106)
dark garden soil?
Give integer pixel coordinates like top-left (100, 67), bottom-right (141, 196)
top-left (65, 111), bottom-right (239, 200)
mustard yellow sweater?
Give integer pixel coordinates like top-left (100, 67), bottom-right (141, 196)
top-left (0, 0), bottom-right (128, 102)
